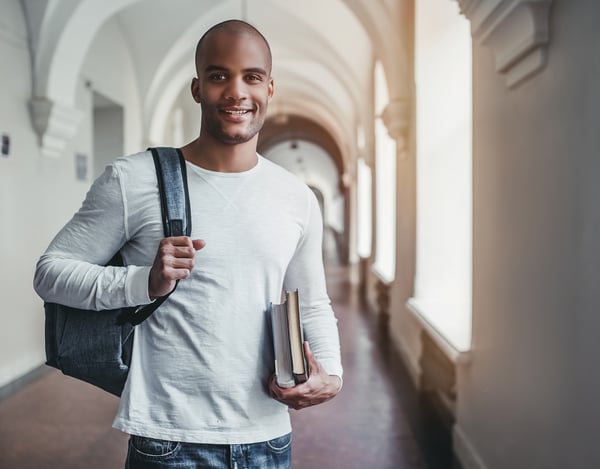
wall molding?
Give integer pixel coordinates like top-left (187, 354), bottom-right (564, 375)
top-left (379, 98), bottom-right (410, 159)
top-left (389, 317), bottom-right (422, 389)
top-left (453, 424), bottom-right (489, 469)
top-left (29, 97), bottom-right (83, 158)
top-left (0, 364), bottom-right (48, 401)
top-left (457, 0), bottom-right (553, 88)
top-left (406, 298), bottom-right (472, 365)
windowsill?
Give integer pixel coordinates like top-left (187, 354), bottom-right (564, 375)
top-left (371, 263), bottom-right (394, 285)
top-left (406, 297), bottom-right (472, 365)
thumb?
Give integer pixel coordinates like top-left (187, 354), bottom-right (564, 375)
top-left (192, 239), bottom-right (206, 250)
top-left (304, 341), bottom-right (319, 374)
top-left (303, 341), bottom-right (313, 358)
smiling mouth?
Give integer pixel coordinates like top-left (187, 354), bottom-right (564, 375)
top-left (222, 109), bottom-right (252, 115)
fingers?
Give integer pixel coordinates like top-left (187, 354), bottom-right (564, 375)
top-left (269, 378), bottom-right (304, 410)
top-left (170, 246), bottom-right (199, 262)
top-left (161, 236), bottom-right (204, 247)
top-left (148, 237), bottom-right (205, 298)
top-left (157, 238), bottom-right (198, 275)
top-left (157, 261), bottom-right (194, 279)
top-left (269, 376), bottom-right (305, 410)
top-left (268, 375), bottom-right (281, 399)
top-left (192, 239), bottom-right (206, 250)
top-left (269, 345), bottom-right (338, 410)
top-left (160, 237), bottom-right (204, 257)
top-left (159, 238), bottom-right (204, 260)
top-left (162, 236), bottom-right (203, 248)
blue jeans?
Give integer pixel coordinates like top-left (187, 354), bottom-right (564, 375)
top-left (125, 433), bottom-right (292, 469)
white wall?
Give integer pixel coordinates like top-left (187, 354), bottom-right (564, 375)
top-left (457, 1), bottom-right (600, 467)
top-left (0, 6), bottom-right (142, 388)
top-left (82, 17), bottom-right (142, 155)
top-left (164, 83), bottom-right (201, 146)
top-left (0, 3), bottom-right (92, 388)
top-left (93, 99), bottom-right (124, 179)
top-left (0, 1), bottom-right (50, 388)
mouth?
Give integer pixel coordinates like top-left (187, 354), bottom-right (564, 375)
top-left (219, 107), bottom-right (254, 124)
top-left (221, 108), bottom-right (252, 115)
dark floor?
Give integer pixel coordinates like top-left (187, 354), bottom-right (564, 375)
top-left (0, 262), bottom-right (452, 469)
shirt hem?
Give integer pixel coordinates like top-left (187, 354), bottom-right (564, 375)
top-left (112, 417), bottom-right (292, 445)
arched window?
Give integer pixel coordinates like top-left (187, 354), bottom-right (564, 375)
top-left (408, 0), bottom-right (472, 355)
top-left (372, 62), bottom-right (397, 284)
top-left (357, 157), bottom-right (372, 258)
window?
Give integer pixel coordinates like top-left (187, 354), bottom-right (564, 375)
top-left (408, 0), bottom-right (472, 355)
top-left (372, 62), bottom-right (397, 284)
top-left (357, 158), bottom-right (372, 258)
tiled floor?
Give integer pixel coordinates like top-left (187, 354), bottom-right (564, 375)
top-left (0, 262), bottom-right (451, 469)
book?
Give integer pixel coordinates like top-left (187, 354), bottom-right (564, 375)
top-left (270, 289), bottom-right (308, 388)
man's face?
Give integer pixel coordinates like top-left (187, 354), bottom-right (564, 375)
top-left (192, 31), bottom-right (274, 145)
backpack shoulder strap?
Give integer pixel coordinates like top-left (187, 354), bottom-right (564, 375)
top-left (115, 147), bottom-right (191, 326)
top-left (151, 147), bottom-right (192, 237)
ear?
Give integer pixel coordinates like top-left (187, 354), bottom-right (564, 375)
top-left (267, 77), bottom-right (275, 100)
top-left (191, 77), bottom-right (201, 103)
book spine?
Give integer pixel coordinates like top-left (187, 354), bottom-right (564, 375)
top-left (270, 303), bottom-right (295, 388)
top-left (287, 290), bottom-right (308, 384)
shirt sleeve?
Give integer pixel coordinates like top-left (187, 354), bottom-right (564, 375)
top-left (283, 189), bottom-right (343, 378)
top-left (33, 163), bottom-right (153, 310)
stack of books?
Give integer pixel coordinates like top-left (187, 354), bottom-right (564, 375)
top-left (270, 290), bottom-right (308, 388)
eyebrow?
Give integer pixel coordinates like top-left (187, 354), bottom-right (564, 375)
top-left (204, 65), bottom-right (268, 75)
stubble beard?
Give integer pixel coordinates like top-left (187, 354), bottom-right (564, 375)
top-left (202, 108), bottom-right (265, 145)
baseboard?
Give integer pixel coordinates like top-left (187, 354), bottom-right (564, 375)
top-left (453, 424), bottom-right (488, 469)
top-left (390, 326), bottom-right (421, 390)
top-left (0, 364), bottom-right (49, 401)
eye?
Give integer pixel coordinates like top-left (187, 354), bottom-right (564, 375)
top-left (246, 74), bottom-right (263, 82)
top-left (208, 72), bottom-right (227, 81)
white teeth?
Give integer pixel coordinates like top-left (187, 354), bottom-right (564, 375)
top-left (224, 110), bottom-right (248, 115)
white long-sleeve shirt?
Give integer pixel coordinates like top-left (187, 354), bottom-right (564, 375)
top-left (34, 150), bottom-right (342, 444)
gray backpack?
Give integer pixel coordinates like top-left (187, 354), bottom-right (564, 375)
top-left (43, 147), bottom-right (191, 396)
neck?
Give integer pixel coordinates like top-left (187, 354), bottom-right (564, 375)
top-left (180, 134), bottom-right (258, 173)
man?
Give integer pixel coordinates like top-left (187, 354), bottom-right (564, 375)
top-left (34, 19), bottom-right (342, 469)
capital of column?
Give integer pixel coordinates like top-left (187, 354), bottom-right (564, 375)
top-left (380, 98), bottom-right (410, 158)
top-left (457, 0), bottom-right (553, 88)
top-left (29, 97), bottom-right (83, 158)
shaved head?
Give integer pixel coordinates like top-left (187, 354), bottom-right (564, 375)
top-left (190, 19), bottom-right (275, 147)
top-left (195, 20), bottom-right (272, 75)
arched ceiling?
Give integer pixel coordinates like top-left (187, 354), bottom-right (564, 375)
top-left (116, 0), bottom-right (372, 158)
top-left (259, 114), bottom-right (345, 188)
top-left (26, 0), bottom-right (410, 170)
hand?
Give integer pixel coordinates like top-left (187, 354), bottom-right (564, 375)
top-left (148, 236), bottom-right (205, 298)
top-left (269, 342), bottom-right (342, 410)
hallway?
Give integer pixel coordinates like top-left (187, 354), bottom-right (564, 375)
top-left (0, 262), bottom-right (450, 469)
top-left (4, 2), bottom-right (600, 467)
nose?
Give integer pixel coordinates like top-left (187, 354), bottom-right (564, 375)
top-left (224, 77), bottom-right (248, 101)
